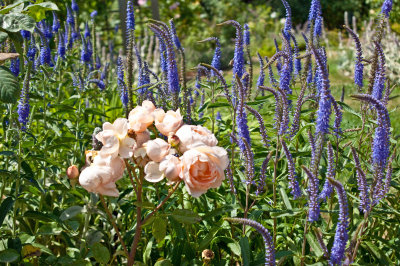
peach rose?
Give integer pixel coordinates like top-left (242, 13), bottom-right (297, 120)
top-left (144, 138), bottom-right (170, 162)
top-left (154, 108), bottom-right (183, 136)
top-left (79, 155), bottom-right (125, 197)
top-left (96, 118), bottom-right (136, 158)
top-left (175, 125), bottom-right (218, 152)
top-left (128, 100), bottom-right (156, 132)
top-left (179, 146), bottom-right (229, 197)
top-left (144, 155), bottom-right (181, 183)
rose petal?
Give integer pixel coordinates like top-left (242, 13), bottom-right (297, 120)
top-left (144, 161), bottom-right (164, 183)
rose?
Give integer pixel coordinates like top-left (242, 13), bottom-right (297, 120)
top-left (175, 125), bottom-right (218, 152)
top-left (179, 145), bottom-right (229, 197)
top-left (144, 138), bottom-right (171, 163)
top-left (128, 100), bottom-right (156, 133)
top-left (154, 109), bottom-right (183, 136)
top-left (144, 154), bottom-right (181, 183)
top-left (79, 155), bottom-right (125, 197)
top-left (96, 118), bottom-right (135, 158)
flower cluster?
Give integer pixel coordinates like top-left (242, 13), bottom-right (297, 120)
top-left (79, 101), bottom-right (228, 198)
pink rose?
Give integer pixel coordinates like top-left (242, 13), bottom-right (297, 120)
top-left (144, 138), bottom-right (170, 162)
top-left (128, 100), bottom-right (156, 133)
top-left (144, 154), bottom-right (181, 183)
top-left (96, 118), bottom-right (136, 158)
top-left (79, 155), bottom-right (125, 197)
top-left (154, 108), bottom-right (183, 136)
top-left (179, 146), bottom-right (229, 197)
top-left (138, 0), bottom-right (147, 6)
top-left (175, 125), bottom-right (218, 152)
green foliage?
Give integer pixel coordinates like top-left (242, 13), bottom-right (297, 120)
top-left (0, 66), bottom-right (20, 103)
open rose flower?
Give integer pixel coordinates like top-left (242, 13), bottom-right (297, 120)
top-left (79, 155), bottom-right (125, 197)
top-left (96, 118), bottom-right (136, 158)
top-left (144, 154), bottom-right (181, 183)
top-left (154, 109), bottom-right (183, 136)
top-left (144, 138), bottom-right (171, 162)
top-left (128, 100), bottom-right (156, 133)
top-left (175, 125), bottom-right (218, 152)
top-left (179, 145), bottom-right (229, 197)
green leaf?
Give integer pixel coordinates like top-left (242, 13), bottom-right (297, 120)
top-left (0, 197), bottom-right (14, 226)
top-left (0, 32), bottom-right (7, 43)
top-left (91, 243), bottom-right (110, 264)
top-left (0, 66), bottom-right (19, 103)
top-left (23, 210), bottom-right (57, 223)
top-left (0, 13), bottom-right (36, 32)
top-left (154, 259), bottom-right (173, 266)
top-left (279, 187), bottom-right (293, 210)
top-left (306, 233), bottom-right (324, 257)
top-left (24, 2), bottom-right (59, 22)
top-left (152, 217), bottom-right (167, 243)
top-left (37, 223), bottom-right (62, 235)
top-left (239, 237), bottom-right (250, 266)
top-left (0, 1), bottom-right (27, 14)
top-left (0, 249), bottom-right (19, 263)
top-left (143, 238), bottom-right (153, 265)
top-left (60, 206), bottom-right (83, 221)
top-left (227, 241), bottom-right (241, 256)
top-left (198, 226), bottom-right (220, 250)
top-left (171, 209), bottom-right (201, 224)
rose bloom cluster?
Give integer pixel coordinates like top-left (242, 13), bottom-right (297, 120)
top-left (78, 101), bottom-right (229, 197)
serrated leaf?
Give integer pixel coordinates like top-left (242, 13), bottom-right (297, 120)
top-left (0, 66), bottom-right (19, 103)
top-left (0, 249), bottom-right (19, 263)
top-left (152, 217), bottom-right (167, 243)
top-left (171, 209), bottom-right (201, 224)
top-left (1, 13), bottom-right (36, 32)
top-left (239, 237), bottom-right (250, 266)
top-left (91, 243), bottom-right (110, 264)
top-left (60, 206), bottom-right (83, 221)
top-left (0, 197), bottom-right (14, 226)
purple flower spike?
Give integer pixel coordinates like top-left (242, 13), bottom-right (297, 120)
top-left (308, 0), bottom-right (321, 21)
top-left (18, 70), bottom-right (31, 130)
top-left (243, 23), bottom-right (250, 46)
top-left (126, 1), bottom-right (135, 31)
top-left (328, 177), bottom-right (349, 266)
top-left (91, 10), bottom-right (98, 19)
top-left (281, 140), bottom-right (302, 199)
top-left (381, 0), bottom-right (393, 18)
top-left (71, 0), bottom-right (79, 12)
top-left (319, 142), bottom-right (335, 202)
top-left (351, 147), bottom-right (370, 213)
top-left (169, 19), bottom-right (182, 50)
top-left (117, 57), bottom-right (128, 107)
top-left (225, 218), bottom-right (275, 266)
top-left (256, 53), bottom-right (265, 87)
top-left (302, 166), bottom-right (320, 222)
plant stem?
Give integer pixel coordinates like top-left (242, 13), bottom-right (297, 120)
top-left (99, 195), bottom-right (129, 257)
top-left (142, 180), bottom-right (182, 225)
top-left (272, 135), bottom-right (280, 245)
top-left (127, 170), bottom-right (143, 266)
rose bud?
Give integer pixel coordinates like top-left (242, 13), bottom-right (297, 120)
top-left (67, 165), bottom-right (79, 179)
top-left (202, 249), bottom-right (214, 263)
top-left (168, 133), bottom-right (180, 147)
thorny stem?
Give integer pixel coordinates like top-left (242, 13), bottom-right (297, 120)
top-left (99, 195), bottom-right (129, 257)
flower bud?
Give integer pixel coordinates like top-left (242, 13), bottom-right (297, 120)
top-left (202, 249), bottom-right (214, 263)
top-left (67, 165), bottom-right (79, 179)
top-left (168, 133), bottom-right (180, 147)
